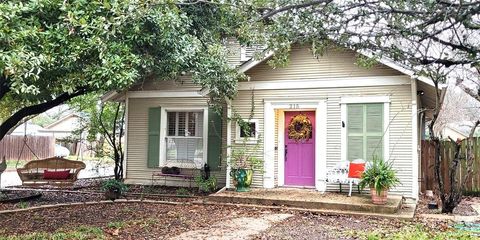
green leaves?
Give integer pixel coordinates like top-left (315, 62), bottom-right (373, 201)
top-left (359, 156), bottom-right (400, 195)
top-left (1, 0), bottom-right (258, 123)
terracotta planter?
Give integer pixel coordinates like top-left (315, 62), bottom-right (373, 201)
top-left (230, 168), bottom-right (253, 192)
top-left (370, 188), bottom-right (388, 205)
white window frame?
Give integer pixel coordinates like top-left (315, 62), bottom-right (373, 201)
top-left (159, 107), bottom-right (209, 169)
top-left (340, 96), bottom-right (390, 162)
top-left (235, 119), bottom-right (259, 143)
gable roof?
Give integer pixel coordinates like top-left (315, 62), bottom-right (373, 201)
top-left (44, 113), bottom-right (79, 130)
top-left (238, 48), bottom-right (437, 88)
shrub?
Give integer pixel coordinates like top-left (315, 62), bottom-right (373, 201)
top-left (101, 179), bottom-right (128, 194)
top-left (195, 175), bottom-right (217, 193)
top-left (359, 156), bottom-right (400, 195)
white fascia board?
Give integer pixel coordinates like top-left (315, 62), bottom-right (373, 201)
top-left (238, 51), bottom-right (274, 73)
top-left (238, 76), bottom-right (410, 91)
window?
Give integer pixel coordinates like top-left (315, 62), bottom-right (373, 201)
top-left (166, 111), bottom-right (204, 166)
top-left (347, 103), bottom-right (384, 161)
top-left (236, 119), bottom-right (259, 142)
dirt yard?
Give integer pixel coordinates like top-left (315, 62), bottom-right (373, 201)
top-left (0, 202), bottom-right (477, 239)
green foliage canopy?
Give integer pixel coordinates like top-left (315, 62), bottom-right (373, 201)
top-left (0, 0), bottom-right (252, 139)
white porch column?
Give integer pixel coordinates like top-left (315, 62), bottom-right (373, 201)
top-left (226, 100), bottom-right (232, 188)
top-left (411, 79), bottom-right (419, 199)
top-left (263, 101), bottom-right (275, 188)
top-left (315, 100), bottom-right (327, 192)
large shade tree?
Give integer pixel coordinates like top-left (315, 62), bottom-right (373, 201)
top-left (0, 0), bottom-right (251, 141)
top-left (248, 0), bottom-right (480, 213)
top-left (2, 0), bottom-right (479, 212)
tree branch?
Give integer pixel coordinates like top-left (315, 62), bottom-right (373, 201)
top-left (260, 0), bottom-right (333, 20)
top-left (0, 75), bottom-right (10, 101)
top-left (0, 88), bottom-right (88, 141)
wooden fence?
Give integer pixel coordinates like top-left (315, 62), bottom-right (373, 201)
top-left (421, 138), bottom-right (480, 194)
top-left (0, 135), bottom-right (55, 161)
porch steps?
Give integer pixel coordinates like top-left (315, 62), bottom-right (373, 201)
top-left (207, 188), bottom-right (403, 215)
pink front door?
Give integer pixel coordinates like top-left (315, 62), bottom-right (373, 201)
top-left (284, 111), bottom-right (315, 187)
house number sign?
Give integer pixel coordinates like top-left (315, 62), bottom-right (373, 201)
top-left (289, 104), bottom-right (300, 109)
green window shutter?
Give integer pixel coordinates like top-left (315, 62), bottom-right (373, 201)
top-left (347, 103), bottom-right (384, 161)
top-left (366, 104), bottom-right (384, 161)
top-left (207, 108), bottom-right (223, 171)
top-left (147, 107), bottom-right (161, 168)
top-left (366, 136), bottom-right (383, 161)
top-left (348, 136), bottom-right (364, 160)
top-left (347, 104), bottom-right (365, 161)
top-left (366, 104), bottom-right (383, 134)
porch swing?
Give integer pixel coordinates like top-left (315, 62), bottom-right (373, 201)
top-left (14, 129), bottom-right (86, 187)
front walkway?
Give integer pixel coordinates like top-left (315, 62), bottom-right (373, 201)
top-left (208, 188), bottom-right (414, 219)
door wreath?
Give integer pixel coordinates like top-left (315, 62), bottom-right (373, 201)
top-left (288, 113), bottom-right (313, 142)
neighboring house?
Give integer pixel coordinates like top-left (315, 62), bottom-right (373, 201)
top-left (39, 113), bottom-right (80, 139)
top-left (11, 113), bottom-right (80, 139)
top-left (11, 122), bottom-right (47, 136)
top-left (105, 44), bottom-right (444, 199)
top-left (440, 122), bottom-right (480, 140)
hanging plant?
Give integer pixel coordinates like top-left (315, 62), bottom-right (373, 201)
top-left (288, 113), bottom-right (313, 142)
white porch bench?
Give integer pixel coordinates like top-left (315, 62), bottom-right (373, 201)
top-left (326, 159), bottom-right (367, 196)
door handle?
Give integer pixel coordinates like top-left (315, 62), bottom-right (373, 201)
top-left (285, 145), bottom-right (288, 161)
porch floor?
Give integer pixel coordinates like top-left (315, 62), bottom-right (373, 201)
top-left (208, 188), bottom-right (407, 216)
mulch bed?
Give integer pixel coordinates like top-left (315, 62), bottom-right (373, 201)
top-left (0, 202), bottom-right (263, 238)
top-left (0, 191), bottom-right (104, 211)
top-left (255, 211), bottom-right (455, 240)
top-left (16, 178), bottom-right (207, 196)
top-left (0, 190), bottom-right (42, 203)
top-left (416, 195), bottom-right (480, 216)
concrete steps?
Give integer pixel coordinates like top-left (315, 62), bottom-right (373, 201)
top-left (208, 188), bottom-right (403, 214)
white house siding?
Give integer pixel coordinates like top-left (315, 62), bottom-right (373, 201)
top-left (230, 47), bottom-right (415, 196)
top-left (125, 96), bottom-right (227, 187)
top-left (232, 85), bottom-right (414, 195)
top-left (246, 46), bottom-right (401, 82)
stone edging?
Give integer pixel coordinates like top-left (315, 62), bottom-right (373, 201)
top-left (193, 200), bottom-right (416, 221)
top-left (6, 187), bottom-right (198, 199)
top-left (0, 199), bottom-right (188, 215)
top-left (418, 213), bottom-right (480, 222)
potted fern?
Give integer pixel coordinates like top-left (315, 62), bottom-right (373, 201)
top-left (359, 157), bottom-right (400, 205)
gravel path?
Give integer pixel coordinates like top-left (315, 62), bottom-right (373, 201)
top-left (171, 213), bottom-right (292, 240)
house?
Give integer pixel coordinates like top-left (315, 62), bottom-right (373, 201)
top-left (40, 113), bottom-right (81, 140)
top-left (104, 44), bottom-right (444, 199)
top-left (11, 122), bottom-right (47, 136)
top-left (440, 122), bottom-right (480, 140)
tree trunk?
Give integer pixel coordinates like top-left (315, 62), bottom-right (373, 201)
top-left (0, 88), bottom-right (87, 141)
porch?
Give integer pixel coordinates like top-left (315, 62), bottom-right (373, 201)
top-left (208, 188), bottom-right (415, 219)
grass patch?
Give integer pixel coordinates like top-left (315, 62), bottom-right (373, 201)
top-left (6, 160), bottom-right (26, 169)
top-left (0, 226), bottom-right (105, 240)
top-left (107, 221), bottom-right (126, 229)
top-left (353, 225), bottom-right (476, 240)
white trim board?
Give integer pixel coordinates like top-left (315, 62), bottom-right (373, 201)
top-left (234, 119), bottom-right (260, 143)
top-left (340, 96), bottom-right (391, 104)
top-left (340, 96), bottom-right (391, 164)
top-left (238, 76), bottom-right (410, 91)
top-left (264, 99), bottom-right (327, 192)
top-left (158, 106), bottom-right (209, 168)
top-left (411, 79), bottom-right (419, 199)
